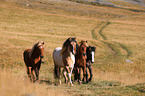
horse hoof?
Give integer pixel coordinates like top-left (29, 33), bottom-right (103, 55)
top-left (59, 80), bottom-right (62, 85)
top-left (86, 80), bottom-right (89, 83)
top-left (55, 83), bottom-right (58, 86)
top-left (78, 80), bottom-right (82, 84)
top-left (89, 79), bottom-right (92, 82)
top-left (74, 80), bottom-right (77, 82)
top-left (78, 82), bottom-right (81, 85)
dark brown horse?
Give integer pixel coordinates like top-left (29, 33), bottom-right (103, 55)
top-left (53, 37), bottom-right (77, 86)
top-left (74, 40), bottom-right (88, 83)
top-left (86, 46), bottom-right (96, 82)
top-left (23, 41), bottom-right (44, 83)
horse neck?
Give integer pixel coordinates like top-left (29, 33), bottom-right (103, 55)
top-left (79, 46), bottom-right (86, 55)
top-left (75, 49), bottom-right (82, 60)
top-left (66, 47), bottom-right (74, 57)
top-left (86, 54), bottom-right (91, 62)
top-left (31, 49), bottom-right (40, 59)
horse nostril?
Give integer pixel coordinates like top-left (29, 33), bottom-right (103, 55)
top-left (83, 53), bottom-right (86, 56)
top-left (40, 56), bottom-right (44, 58)
top-left (73, 51), bottom-right (76, 55)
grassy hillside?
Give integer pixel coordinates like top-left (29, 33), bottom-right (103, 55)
top-left (0, 0), bottom-right (145, 95)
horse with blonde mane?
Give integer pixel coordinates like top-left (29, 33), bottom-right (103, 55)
top-left (53, 37), bottom-right (77, 86)
top-left (23, 41), bottom-right (44, 83)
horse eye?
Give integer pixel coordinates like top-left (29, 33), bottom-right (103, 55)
top-left (81, 47), bottom-right (83, 50)
top-left (70, 44), bottom-right (73, 48)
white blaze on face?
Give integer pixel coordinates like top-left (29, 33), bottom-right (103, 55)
top-left (72, 43), bottom-right (76, 55)
top-left (40, 45), bottom-right (43, 49)
top-left (92, 51), bottom-right (95, 63)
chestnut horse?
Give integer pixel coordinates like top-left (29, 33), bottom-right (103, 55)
top-left (86, 46), bottom-right (96, 82)
top-left (23, 42), bottom-right (44, 83)
top-left (74, 40), bottom-right (88, 83)
top-left (53, 37), bottom-right (77, 86)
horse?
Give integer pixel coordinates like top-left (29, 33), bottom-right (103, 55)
top-left (53, 37), bottom-right (77, 86)
top-left (86, 46), bottom-right (96, 82)
top-left (74, 40), bottom-right (88, 84)
top-left (23, 41), bottom-right (44, 83)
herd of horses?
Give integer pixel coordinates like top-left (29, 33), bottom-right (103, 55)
top-left (23, 37), bottom-right (96, 86)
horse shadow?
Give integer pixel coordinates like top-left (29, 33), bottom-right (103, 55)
top-left (36, 79), bottom-right (52, 85)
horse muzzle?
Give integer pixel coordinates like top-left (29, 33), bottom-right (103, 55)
top-left (91, 61), bottom-right (94, 63)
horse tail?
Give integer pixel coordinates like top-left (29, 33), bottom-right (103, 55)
top-left (54, 64), bottom-right (60, 79)
top-left (23, 50), bottom-right (27, 64)
top-left (53, 48), bottom-right (62, 79)
top-left (23, 49), bottom-right (31, 67)
top-left (54, 65), bottom-right (57, 79)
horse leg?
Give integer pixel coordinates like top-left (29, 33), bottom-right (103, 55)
top-left (65, 66), bottom-right (73, 86)
top-left (82, 67), bottom-right (87, 83)
top-left (88, 66), bottom-right (93, 82)
top-left (35, 63), bottom-right (41, 81)
top-left (35, 67), bottom-right (39, 81)
top-left (54, 65), bottom-right (61, 85)
top-left (73, 68), bottom-right (78, 82)
top-left (69, 67), bottom-right (74, 86)
top-left (77, 68), bottom-right (81, 84)
top-left (63, 68), bottom-right (68, 84)
top-left (31, 69), bottom-right (35, 83)
top-left (58, 67), bottom-right (61, 84)
top-left (83, 67), bottom-right (88, 83)
top-left (86, 67), bottom-right (88, 83)
top-left (27, 67), bottom-right (33, 82)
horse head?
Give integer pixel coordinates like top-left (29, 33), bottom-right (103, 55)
top-left (68, 37), bottom-right (77, 55)
top-left (78, 40), bottom-right (88, 58)
top-left (37, 41), bottom-right (44, 58)
top-left (79, 40), bottom-right (88, 58)
top-left (87, 46), bottom-right (96, 63)
top-left (29, 41), bottom-right (44, 59)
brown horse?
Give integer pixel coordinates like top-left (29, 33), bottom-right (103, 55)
top-left (53, 37), bottom-right (77, 86)
top-left (74, 40), bottom-right (88, 83)
top-left (23, 41), bottom-right (44, 83)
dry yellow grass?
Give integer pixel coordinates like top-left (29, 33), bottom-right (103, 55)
top-left (0, 0), bottom-right (145, 95)
top-left (0, 70), bottom-right (70, 96)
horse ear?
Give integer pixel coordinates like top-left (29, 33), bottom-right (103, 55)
top-left (42, 41), bottom-right (44, 45)
top-left (92, 46), bottom-right (96, 51)
top-left (69, 37), bottom-right (72, 41)
top-left (85, 41), bottom-right (88, 47)
top-left (74, 37), bottom-right (76, 40)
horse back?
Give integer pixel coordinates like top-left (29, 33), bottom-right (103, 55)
top-left (23, 49), bottom-right (32, 67)
top-left (53, 47), bottom-right (64, 67)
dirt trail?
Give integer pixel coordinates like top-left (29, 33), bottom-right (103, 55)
top-left (91, 21), bottom-right (131, 58)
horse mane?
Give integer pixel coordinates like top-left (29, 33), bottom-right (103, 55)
top-left (29, 41), bottom-right (44, 58)
top-left (60, 37), bottom-right (76, 55)
top-left (80, 40), bottom-right (88, 47)
top-left (29, 43), bottom-right (38, 58)
top-left (87, 46), bottom-right (96, 51)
